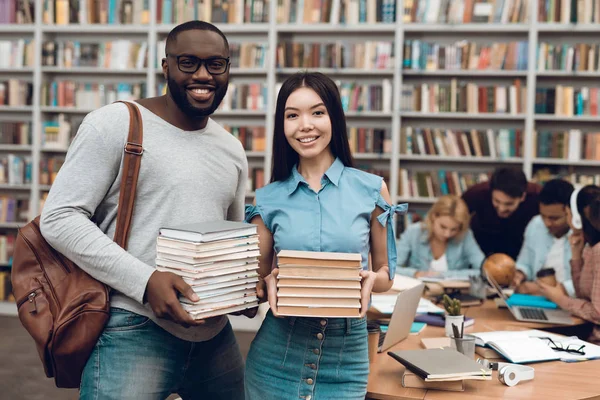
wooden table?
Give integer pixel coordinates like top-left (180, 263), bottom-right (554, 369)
top-left (367, 301), bottom-right (600, 400)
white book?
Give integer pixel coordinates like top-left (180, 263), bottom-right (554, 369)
top-left (156, 263), bottom-right (258, 279)
top-left (186, 277), bottom-right (259, 292)
top-left (187, 300), bottom-right (259, 319)
top-left (183, 270), bottom-right (259, 286)
top-left (189, 282), bottom-right (258, 297)
top-left (156, 243), bottom-right (259, 259)
top-left (182, 295), bottom-right (258, 312)
top-left (159, 220), bottom-right (257, 243)
top-left (180, 289), bottom-right (257, 304)
top-left (157, 236), bottom-right (259, 252)
top-left (155, 257), bottom-right (256, 272)
top-left (157, 250), bottom-right (260, 265)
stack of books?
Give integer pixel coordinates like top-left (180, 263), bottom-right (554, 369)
top-left (156, 220), bottom-right (261, 319)
top-left (276, 250), bottom-right (363, 318)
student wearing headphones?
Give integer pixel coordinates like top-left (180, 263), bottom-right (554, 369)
top-left (537, 185), bottom-right (600, 344)
top-left (396, 195), bottom-right (484, 279)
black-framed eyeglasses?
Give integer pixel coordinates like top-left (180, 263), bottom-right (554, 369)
top-left (167, 54), bottom-right (230, 75)
top-left (544, 337), bottom-right (586, 355)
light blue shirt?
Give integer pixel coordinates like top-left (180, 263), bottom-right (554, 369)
top-left (245, 158), bottom-right (406, 278)
top-left (516, 215), bottom-right (575, 296)
top-left (396, 223), bottom-right (485, 279)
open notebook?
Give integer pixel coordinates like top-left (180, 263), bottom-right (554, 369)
top-left (470, 329), bottom-right (600, 363)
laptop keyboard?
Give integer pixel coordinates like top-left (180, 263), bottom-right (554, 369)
top-left (520, 307), bottom-right (548, 321)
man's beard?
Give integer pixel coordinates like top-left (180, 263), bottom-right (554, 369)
top-left (167, 76), bottom-right (228, 119)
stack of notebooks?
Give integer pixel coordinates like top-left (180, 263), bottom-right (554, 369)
top-left (156, 220), bottom-right (260, 319)
top-left (276, 250), bottom-right (363, 318)
top-left (388, 348), bottom-right (492, 392)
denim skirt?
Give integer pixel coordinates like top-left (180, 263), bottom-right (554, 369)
top-left (245, 310), bottom-right (369, 400)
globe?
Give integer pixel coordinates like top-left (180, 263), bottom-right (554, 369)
top-left (483, 253), bottom-right (516, 286)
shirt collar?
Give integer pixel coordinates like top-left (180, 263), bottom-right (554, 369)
top-left (286, 158), bottom-right (344, 195)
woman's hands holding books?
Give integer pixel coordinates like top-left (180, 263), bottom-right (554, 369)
top-left (265, 268), bottom-right (281, 317)
top-left (359, 270), bottom-right (378, 317)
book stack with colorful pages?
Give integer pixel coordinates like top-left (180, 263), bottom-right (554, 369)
top-left (156, 220), bottom-right (260, 320)
top-left (276, 250), bottom-right (363, 318)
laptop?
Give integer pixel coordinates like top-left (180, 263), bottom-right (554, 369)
top-left (378, 282), bottom-right (425, 352)
top-left (484, 270), bottom-right (573, 325)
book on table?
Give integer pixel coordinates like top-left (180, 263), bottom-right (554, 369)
top-left (401, 370), bottom-right (464, 392)
top-left (156, 219), bottom-right (261, 319)
top-left (275, 250), bottom-right (363, 318)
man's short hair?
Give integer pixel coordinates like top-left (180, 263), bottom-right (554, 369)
top-left (165, 20), bottom-right (229, 54)
top-left (489, 167), bottom-right (528, 198)
top-left (539, 178), bottom-right (574, 206)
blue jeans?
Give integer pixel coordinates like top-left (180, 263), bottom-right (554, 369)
top-left (79, 308), bottom-right (244, 399)
top-left (245, 311), bottom-right (369, 400)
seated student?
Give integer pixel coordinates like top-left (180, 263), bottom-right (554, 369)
top-left (396, 195), bottom-right (484, 279)
top-left (538, 185), bottom-right (600, 344)
top-left (462, 167), bottom-right (541, 260)
top-left (514, 179), bottom-right (575, 296)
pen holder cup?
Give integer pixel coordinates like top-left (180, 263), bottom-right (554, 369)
top-left (450, 334), bottom-right (476, 359)
top-left (444, 315), bottom-right (464, 337)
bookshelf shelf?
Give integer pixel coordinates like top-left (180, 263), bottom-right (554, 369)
top-left (401, 112), bottom-right (526, 120)
top-left (533, 158), bottom-right (600, 166)
top-left (0, 263), bottom-right (10, 268)
top-left (157, 24), bottom-right (270, 34)
top-left (41, 147), bottom-right (68, 153)
top-left (0, 184), bottom-right (31, 190)
top-left (0, 145), bottom-right (32, 152)
top-left (400, 155), bottom-right (524, 164)
top-left (215, 110), bottom-right (266, 117)
top-left (536, 71), bottom-right (600, 78)
top-left (535, 115), bottom-right (600, 122)
top-left (354, 153), bottom-right (391, 160)
top-left (0, 24), bottom-right (34, 33)
top-left (0, 68), bottom-right (34, 73)
top-left (276, 24), bottom-right (396, 33)
top-left (403, 70), bottom-right (528, 77)
top-left (397, 197), bottom-right (436, 204)
top-left (245, 151), bottom-right (266, 158)
top-left (40, 106), bottom-right (96, 114)
top-left (42, 67), bottom-right (148, 75)
top-left (0, 301), bottom-right (16, 316)
top-left (403, 24), bottom-right (529, 33)
top-left (0, 222), bottom-right (24, 228)
top-left (0, 106), bottom-right (33, 113)
top-left (42, 24), bottom-right (151, 33)
top-left (537, 24), bottom-right (600, 32)
top-left (39, 185), bottom-right (52, 191)
top-left (345, 111), bottom-right (393, 118)
top-left (277, 68), bottom-right (394, 76)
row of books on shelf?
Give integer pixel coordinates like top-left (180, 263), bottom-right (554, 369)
top-left (218, 83), bottom-right (267, 112)
top-left (276, 0), bottom-right (396, 24)
top-left (228, 126), bottom-right (266, 152)
top-left (0, 0), bottom-right (33, 24)
top-left (348, 127), bottom-right (392, 154)
top-left (42, 114), bottom-right (75, 150)
top-left (40, 157), bottom-right (64, 186)
top-left (398, 169), bottom-right (489, 199)
top-left (158, 0), bottom-right (268, 24)
top-left (276, 41), bottom-right (393, 70)
top-left (0, 234), bottom-right (15, 264)
top-left (535, 86), bottom-right (600, 116)
top-left (0, 271), bottom-right (14, 303)
top-left (0, 81), bottom-right (32, 107)
top-left (0, 40), bottom-right (35, 69)
top-left (533, 168), bottom-right (600, 186)
top-left (0, 155), bottom-right (32, 185)
top-left (0, 122), bottom-right (31, 146)
top-left (42, 0), bottom-right (150, 25)
top-left (42, 40), bottom-right (148, 70)
top-left (539, 0), bottom-right (600, 23)
top-left (400, 127), bottom-right (522, 159)
top-left (537, 42), bottom-right (600, 73)
top-left (534, 130), bottom-right (600, 161)
top-left (400, 80), bottom-right (526, 115)
top-left (339, 0), bottom-right (397, 23)
top-left (0, 197), bottom-right (29, 223)
top-left (41, 81), bottom-right (146, 109)
top-left (403, 0), bottom-right (529, 24)
top-left (339, 80), bottom-right (392, 113)
top-left (403, 40), bottom-right (528, 72)
top-left (248, 167), bottom-right (264, 192)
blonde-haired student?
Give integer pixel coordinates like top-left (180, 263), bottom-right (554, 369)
top-left (396, 195), bottom-right (484, 279)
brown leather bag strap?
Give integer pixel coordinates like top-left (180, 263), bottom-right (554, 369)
top-left (113, 101), bottom-right (143, 249)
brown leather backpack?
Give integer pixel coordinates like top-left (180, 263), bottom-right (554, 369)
top-left (11, 101), bottom-right (143, 388)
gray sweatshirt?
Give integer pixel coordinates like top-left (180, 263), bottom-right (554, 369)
top-left (40, 102), bottom-right (248, 341)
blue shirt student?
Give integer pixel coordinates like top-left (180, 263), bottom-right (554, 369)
top-left (516, 215), bottom-right (575, 296)
top-left (395, 223), bottom-right (485, 279)
top-left (245, 158), bottom-right (405, 276)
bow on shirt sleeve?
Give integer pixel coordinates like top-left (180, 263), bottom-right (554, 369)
top-left (375, 199), bottom-right (409, 279)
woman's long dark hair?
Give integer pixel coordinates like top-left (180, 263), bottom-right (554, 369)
top-left (270, 72), bottom-right (354, 182)
top-left (576, 185), bottom-right (600, 246)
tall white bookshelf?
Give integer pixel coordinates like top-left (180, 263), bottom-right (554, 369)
top-left (1, 0), bottom-right (600, 315)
